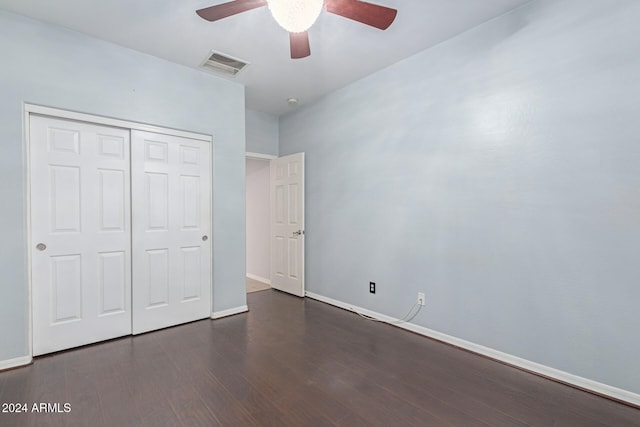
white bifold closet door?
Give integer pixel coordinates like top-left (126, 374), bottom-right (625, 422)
top-left (30, 115), bottom-right (132, 356)
top-left (131, 130), bottom-right (211, 334)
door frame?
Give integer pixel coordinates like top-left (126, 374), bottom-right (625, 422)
top-left (245, 152), bottom-right (277, 290)
top-left (246, 152), bottom-right (277, 161)
top-left (25, 103), bottom-right (214, 359)
top-left (245, 152), bottom-right (306, 298)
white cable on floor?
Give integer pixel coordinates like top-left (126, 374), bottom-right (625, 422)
top-left (355, 301), bottom-right (422, 325)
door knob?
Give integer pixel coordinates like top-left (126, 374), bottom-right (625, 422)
top-left (36, 243), bottom-right (47, 251)
top-left (292, 230), bottom-right (304, 236)
top-left (202, 235), bottom-right (208, 241)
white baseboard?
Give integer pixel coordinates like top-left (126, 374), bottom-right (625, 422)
top-left (246, 273), bottom-right (271, 285)
top-left (305, 291), bottom-right (640, 408)
top-left (0, 355), bottom-right (32, 371)
top-left (211, 305), bottom-right (249, 319)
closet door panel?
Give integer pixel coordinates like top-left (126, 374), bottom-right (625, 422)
top-left (131, 130), bottom-right (211, 334)
top-left (30, 115), bottom-right (132, 356)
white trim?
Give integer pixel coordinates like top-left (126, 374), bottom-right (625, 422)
top-left (211, 305), bottom-right (249, 319)
top-left (23, 107), bottom-right (34, 360)
top-left (246, 273), bottom-right (271, 285)
top-left (246, 152), bottom-right (275, 290)
top-left (246, 152), bottom-right (277, 160)
top-left (300, 153), bottom-right (305, 296)
top-left (305, 291), bottom-right (640, 408)
top-left (0, 356), bottom-right (32, 371)
top-left (210, 133), bottom-right (215, 321)
top-left (25, 104), bottom-right (212, 142)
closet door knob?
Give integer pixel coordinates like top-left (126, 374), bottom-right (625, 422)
top-left (36, 243), bottom-right (47, 251)
top-left (202, 235), bottom-right (208, 241)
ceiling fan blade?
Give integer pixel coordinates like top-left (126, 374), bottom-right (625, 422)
top-left (290, 32), bottom-right (311, 59)
top-left (196, 0), bottom-right (267, 22)
top-left (324, 0), bottom-right (397, 30)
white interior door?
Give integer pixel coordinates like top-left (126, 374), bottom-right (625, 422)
top-left (270, 153), bottom-right (305, 297)
top-left (30, 115), bottom-right (132, 356)
top-left (131, 130), bottom-right (211, 334)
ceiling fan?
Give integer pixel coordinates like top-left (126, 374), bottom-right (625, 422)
top-left (196, 0), bottom-right (397, 59)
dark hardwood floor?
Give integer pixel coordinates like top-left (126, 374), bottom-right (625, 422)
top-left (1, 289), bottom-right (639, 426)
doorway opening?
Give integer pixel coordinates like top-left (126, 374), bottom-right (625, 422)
top-left (246, 154), bottom-right (274, 293)
top-left (245, 151), bottom-right (305, 297)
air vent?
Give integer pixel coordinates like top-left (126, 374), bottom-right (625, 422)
top-left (200, 51), bottom-right (249, 77)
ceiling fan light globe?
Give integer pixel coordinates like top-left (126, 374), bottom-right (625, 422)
top-left (267, 0), bottom-right (324, 33)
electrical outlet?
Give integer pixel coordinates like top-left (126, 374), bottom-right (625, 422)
top-left (369, 282), bottom-right (376, 294)
top-left (417, 292), bottom-right (426, 306)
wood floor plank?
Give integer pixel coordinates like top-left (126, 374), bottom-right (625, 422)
top-left (258, 301), bottom-right (525, 426)
top-left (0, 372), bottom-right (5, 400)
top-left (191, 370), bottom-right (260, 427)
top-left (167, 384), bottom-right (222, 427)
top-left (204, 328), bottom-right (346, 426)
top-left (1, 289), bottom-right (639, 426)
top-left (138, 400), bottom-right (184, 427)
top-left (299, 302), bottom-right (599, 425)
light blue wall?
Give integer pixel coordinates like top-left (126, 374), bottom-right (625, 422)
top-left (279, 0), bottom-right (640, 394)
top-left (246, 109), bottom-right (279, 156)
top-left (0, 10), bottom-right (247, 361)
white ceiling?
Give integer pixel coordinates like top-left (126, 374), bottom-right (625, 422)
top-left (0, 0), bottom-right (531, 115)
